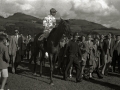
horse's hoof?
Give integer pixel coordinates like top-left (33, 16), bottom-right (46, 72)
top-left (39, 74), bottom-right (42, 77)
top-left (50, 82), bottom-right (54, 86)
top-left (12, 72), bottom-right (15, 74)
top-left (69, 75), bottom-right (72, 78)
top-left (37, 74), bottom-right (42, 77)
top-left (35, 74), bottom-right (40, 77)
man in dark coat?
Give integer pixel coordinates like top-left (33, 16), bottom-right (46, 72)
top-left (112, 35), bottom-right (120, 73)
top-left (102, 33), bottom-right (115, 75)
top-left (63, 33), bottom-right (82, 83)
top-left (15, 34), bottom-right (26, 71)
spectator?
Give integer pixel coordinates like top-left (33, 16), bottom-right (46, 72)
top-left (0, 34), bottom-right (10, 89)
top-left (99, 34), bottom-right (105, 67)
top-left (102, 33), bottom-right (115, 75)
top-left (86, 35), bottom-right (94, 79)
top-left (8, 30), bottom-right (20, 74)
top-left (64, 33), bottom-right (82, 83)
top-left (112, 35), bottom-right (120, 73)
top-left (91, 38), bottom-right (103, 79)
top-left (79, 35), bottom-right (87, 77)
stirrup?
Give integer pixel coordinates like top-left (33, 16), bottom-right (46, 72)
top-left (38, 37), bottom-right (43, 41)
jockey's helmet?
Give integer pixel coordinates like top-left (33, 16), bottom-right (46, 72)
top-left (50, 8), bottom-right (57, 13)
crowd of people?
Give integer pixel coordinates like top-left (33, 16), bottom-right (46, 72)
top-left (57, 32), bottom-right (120, 83)
top-left (0, 30), bottom-right (34, 90)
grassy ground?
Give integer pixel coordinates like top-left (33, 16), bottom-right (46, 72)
top-left (3, 60), bottom-right (120, 90)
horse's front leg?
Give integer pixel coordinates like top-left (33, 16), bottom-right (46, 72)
top-left (39, 51), bottom-right (45, 77)
top-left (33, 55), bottom-right (37, 75)
top-left (53, 54), bottom-right (58, 71)
top-left (49, 54), bottom-right (54, 85)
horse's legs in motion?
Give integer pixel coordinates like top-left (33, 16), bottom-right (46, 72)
top-left (69, 66), bottom-right (73, 78)
top-left (39, 51), bottom-right (45, 77)
top-left (53, 54), bottom-right (58, 71)
top-left (49, 53), bottom-right (54, 85)
top-left (33, 51), bottom-right (39, 75)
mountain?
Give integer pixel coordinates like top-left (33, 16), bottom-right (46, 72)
top-left (0, 12), bottom-right (119, 36)
top-left (69, 19), bottom-right (107, 31)
top-left (7, 12), bottom-right (40, 22)
top-left (0, 16), bottom-right (4, 19)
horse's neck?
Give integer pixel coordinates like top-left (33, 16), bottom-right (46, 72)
top-left (54, 26), bottom-right (64, 44)
top-left (47, 25), bottom-right (64, 47)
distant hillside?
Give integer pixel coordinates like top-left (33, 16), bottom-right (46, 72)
top-left (0, 12), bottom-right (119, 36)
top-left (0, 16), bottom-right (4, 19)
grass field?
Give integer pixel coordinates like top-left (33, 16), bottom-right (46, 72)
top-left (3, 60), bottom-right (120, 90)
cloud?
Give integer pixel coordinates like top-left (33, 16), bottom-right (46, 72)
top-left (0, 0), bottom-right (120, 28)
top-left (102, 24), bottom-right (111, 28)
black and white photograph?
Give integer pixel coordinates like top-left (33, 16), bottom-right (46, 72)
top-left (0, 0), bottom-right (120, 90)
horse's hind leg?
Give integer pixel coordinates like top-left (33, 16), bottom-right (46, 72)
top-left (53, 54), bottom-right (58, 72)
top-left (39, 51), bottom-right (45, 77)
top-left (33, 55), bottom-right (37, 75)
top-left (49, 54), bottom-right (54, 85)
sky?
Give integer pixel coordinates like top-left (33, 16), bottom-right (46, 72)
top-left (0, 0), bottom-right (120, 28)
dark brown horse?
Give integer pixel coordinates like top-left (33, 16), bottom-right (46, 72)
top-left (33, 19), bottom-right (71, 85)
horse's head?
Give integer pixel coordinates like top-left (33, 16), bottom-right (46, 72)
top-left (59, 18), bottom-right (71, 38)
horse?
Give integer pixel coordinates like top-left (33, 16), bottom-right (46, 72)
top-left (33, 19), bottom-right (71, 85)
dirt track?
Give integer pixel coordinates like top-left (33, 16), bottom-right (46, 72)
top-left (4, 60), bottom-right (120, 90)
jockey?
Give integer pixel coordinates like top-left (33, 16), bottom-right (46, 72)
top-left (38, 8), bottom-right (57, 41)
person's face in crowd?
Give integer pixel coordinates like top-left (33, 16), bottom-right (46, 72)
top-left (108, 33), bottom-right (112, 39)
top-left (29, 35), bottom-right (31, 39)
top-left (96, 35), bottom-right (100, 39)
top-left (101, 35), bottom-right (104, 39)
top-left (76, 33), bottom-right (79, 36)
top-left (74, 35), bottom-right (78, 41)
top-left (116, 36), bottom-right (120, 41)
top-left (87, 35), bottom-right (92, 41)
top-left (94, 39), bottom-right (98, 44)
top-left (66, 38), bottom-right (69, 44)
top-left (3, 38), bottom-right (7, 46)
top-left (27, 35), bottom-right (29, 38)
top-left (15, 32), bottom-right (18, 36)
top-left (113, 35), bottom-right (116, 40)
top-left (82, 36), bottom-right (85, 41)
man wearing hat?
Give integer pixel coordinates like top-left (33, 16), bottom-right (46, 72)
top-left (38, 8), bottom-right (57, 41)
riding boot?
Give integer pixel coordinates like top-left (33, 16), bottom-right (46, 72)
top-left (43, 38), bottom-right (47, 48)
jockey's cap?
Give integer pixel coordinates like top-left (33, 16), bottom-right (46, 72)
top-left (50, 8), bottom-right (57, 13)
